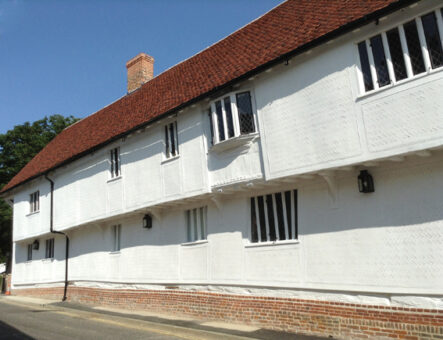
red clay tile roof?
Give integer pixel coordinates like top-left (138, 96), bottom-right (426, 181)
top-left (2, 0), bottom-right (413, 194)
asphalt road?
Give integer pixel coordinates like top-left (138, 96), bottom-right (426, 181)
top-left (0, 300), bottom-right (186, 340)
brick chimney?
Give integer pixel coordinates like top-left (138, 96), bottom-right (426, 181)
top-left (126, 53), bottom-right (154, 93)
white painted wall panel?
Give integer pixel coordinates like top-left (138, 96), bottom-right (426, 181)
top-left (362, 75), bottom-right (443, 152)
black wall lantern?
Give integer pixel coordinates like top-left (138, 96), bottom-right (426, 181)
top-left (32, 239), bottom-right (40, 250)
top-left (358, 170), bottom-right (374, 193)
top-left (143, 214), bottom-right (153, 229)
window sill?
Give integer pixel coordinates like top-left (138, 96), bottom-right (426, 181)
top-left (245, 239), bottom-right (299, 248)
top-left (109, 251), bottom-right (121, 255)
top-left (26, 211), bottom-right (40, 217)
top-left (42, 258), bottom-right (54, 262)
top-left (107, 176), bottom-right (122, 183)
top-left (210, 133), bottom-right (259, 153)
top-left (181, 239), bottom-right (208, 246)
top-left (161, 154), bottom-right (180, 164)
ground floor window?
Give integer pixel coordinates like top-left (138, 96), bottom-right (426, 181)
top-left (112, 225), bottom-right (121, 252)
top-left (45, 238), bottom-right (54, 259)
top-left (250, 190), bottom-right (298, 243)
top-left (186, 206), bottom-right (207, 242)
top-left (27, 244), bottom-right (32, 261)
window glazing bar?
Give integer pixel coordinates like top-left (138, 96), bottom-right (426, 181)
top-left (231, 94), bottom-right (240, 137)
top-left (263, 195), bottom-right (270, 242)
top-left (291, 190), bottom-right (296, 240)
top-left (381, 32), bottom-right (395, 84)
top-left (271, 194), bottom-right (281, 240)
top-left (254, 197), bottom-right (262, 243)
top-left (366, 39), bottom-right (379, 90)
top-left (281, 191), bottom-right (289, 239)
top-left (398, 25), bottom-right (414, 78)
top-left (416, 17), bottom-right (432, 71)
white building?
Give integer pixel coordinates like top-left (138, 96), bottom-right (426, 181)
top-left (2, 0), bottom-right (443, 338)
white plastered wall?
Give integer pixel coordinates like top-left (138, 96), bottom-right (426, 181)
top-left (13, 154), bottom-right (443, 308)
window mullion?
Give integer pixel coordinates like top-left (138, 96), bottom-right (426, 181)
top-left (291, 190), bottom-right (296, 240)
top-left (193, 208), bottom-right (198, 241)
top-left (221, 99), bottom-right (229, 141)
top-left (398, 25), bottom-right (414, 78)
top-left (416, 17), bottom-right (432, 72)
top-left (281, 192), bottom-right (289, 239)
top-left (231, 94), bottom-right (240, 137)
top-left (381, 32), bottom-right (395, 84)
top-left (254, 197), bottom-right (262, 243)
top-left (366, 39), bottom-right (379, 90)
top-left (263, 195), bottom-right (270, 242)
top-left (436, 9), bottom-right (443, 54)
top-left (271, 194), bottom-right (281, 240)
top-left (210, 103), bottom-right (219, 143)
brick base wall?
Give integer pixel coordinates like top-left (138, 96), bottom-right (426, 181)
top-left (12, 286), bottom-right (443, 339)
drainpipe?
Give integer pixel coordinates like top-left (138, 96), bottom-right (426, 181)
top-left (44, 174), bottom-right (69, 302)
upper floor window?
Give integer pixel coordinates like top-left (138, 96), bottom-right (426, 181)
top-left (357, 7), bottom-right (443, 94)
top-left (110, 147), bottom-right (120, 178)
top-left (29, 191), bottom-right (39, 213)
top-left (250, 190), bottom-right (298, 243)
top-left (209, 90), bottom-right (256, 145)
top-left (186, 206), bottom-right (207, 242)
top-left (164, 121), bottom-right (179, 159)
top-left (112, 224), bottom-right (121, 252)
top-left (45, 238), bottom-right (54, 259)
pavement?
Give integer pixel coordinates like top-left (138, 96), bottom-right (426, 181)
top-left (0, 295), bottom-right (329, 340)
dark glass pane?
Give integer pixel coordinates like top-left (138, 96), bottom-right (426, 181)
top-left (266, 194), bottom-right (276, 241)
top-left (293, 190), bottom-right (298, 239)
top-left (174, 122), bottom-right (179, 154)
top-left (275, 193), bottom-right (286, 240)
top-left (250, 198), bottom-right (258, 243)
top-left (421, 12), bottom-right (443, 69)
top-left (164, 125), bottom-right (170, 156)
top-left (236, 92), bottom-right (255, 134)
top-left (358, 41), bottom-right (374, 91)
top-left (223, 97), bottom-right (235, 138)
top-left (169, 123), bottom-right (176, 156)
top-left (404, 20), bottom-right (426, 74)
top-left (215, 100), bottom-right (225, 141)
top-left (387, 28), bottom-right (408, 81)
top-left (257, 196), bottom-right (267, 241)
top-left (370, 35), bottom-right (390, 87)
top-left (208, 109), bottom-right (214, 146)
top-left (284, 191), bottom-right (292, 239)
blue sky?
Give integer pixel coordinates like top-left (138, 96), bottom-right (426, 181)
top-left (0, 0), bottom-right (282, 134)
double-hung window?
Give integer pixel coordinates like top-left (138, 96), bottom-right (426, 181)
top-left (27, 244), bottom-right (33, 261)
top-left (110, 147), bottom-right (120, 178)
top-left (112, 224), bottom-right (121, 252)
top-left (210, 90), bottom-right (256, 145)
top-left (250, 190), bottom-right (298, 243)
top-left (357, 7), bottom-right (443, 93)
top-left (29, 191), bottom-right (39, 213)
top-left (45, 238), bottom-right (54, 259)
top-left (164, 121), bottom-right (179, 158)
top-left (186, 206), bottom-right (207, 242)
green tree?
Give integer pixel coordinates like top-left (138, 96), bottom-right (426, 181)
top-left (0, 114), bottom-right (79, 264)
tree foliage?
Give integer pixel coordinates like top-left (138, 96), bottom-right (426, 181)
top-left (0, 115), bottom-right (79, 263)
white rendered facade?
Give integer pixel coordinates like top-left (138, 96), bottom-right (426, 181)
top-left (6, 0), bottom-right (443, 309)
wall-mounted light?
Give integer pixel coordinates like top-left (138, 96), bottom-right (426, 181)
top-left (358, 170), bottom-right (374, 193)
top-left (143, 214), bottom-right (153, 229)
top-left (32, 239), bottom-right (40, 250)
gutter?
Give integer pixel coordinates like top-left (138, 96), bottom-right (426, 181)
top-left (0, 0), bottom-right (421, 197)
top-left (44, 174), bottom-right (69, 302)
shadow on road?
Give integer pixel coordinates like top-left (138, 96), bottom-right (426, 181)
top-left (0, 320), bottom-right (35, 340)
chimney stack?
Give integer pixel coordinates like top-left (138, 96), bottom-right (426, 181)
top-left (126, 53), bottom-right (154, 93)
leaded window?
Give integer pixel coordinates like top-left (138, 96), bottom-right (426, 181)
top-left (250, 190), bottom-right (298, 243)
top-left (186, 206), bottom-right (207, 242)
top-left (165, 121), bottom-right (179, 158)
top-left (357, 7), bottom-right (443, 93)
top-left (210, 90), bottom-right (256, 145)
